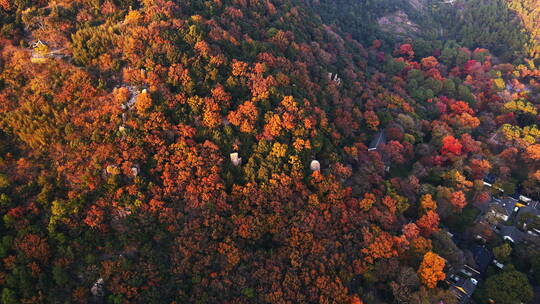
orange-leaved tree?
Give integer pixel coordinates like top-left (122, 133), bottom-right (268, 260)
top-left (450, 190), bottom-right (467, 210)
top-left (418, 251), bottom-right (446, 288)
top-left (416, 210), bottom-right (440, 237)
top-left (419, 194), bottom-right (437, 213)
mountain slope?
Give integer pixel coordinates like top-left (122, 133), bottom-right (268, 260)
top-left (0, 1), bottom-right (539, 303)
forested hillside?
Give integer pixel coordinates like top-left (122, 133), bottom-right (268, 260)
top-left (306, 0), bottom-right (437, 45)
top-left (0, 0), bottom-right (539, 303)
top-left (310, 0), bottom-right (539, 62)
top-left (431, 0), bottom-right (540, 62)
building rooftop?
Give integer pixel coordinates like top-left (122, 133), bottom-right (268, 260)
top-left (230, 152), bottom-right (242, 167)
top-left (470, 245), bottom-right (493, 274)
top-left (517, 205), bottom-right (540, 218)
top-left (450, 276), bottom-right (478, 304)
top-left (310, 160), bottom-right (321, 171)
top-left (490, 197), bottom-right (517, 217)
top-left (368, 129), bottom-right (386, 151)
top-left (498, 225), bottom-right (526, 243)
top-left (483, 173), bottom-right (497, 185)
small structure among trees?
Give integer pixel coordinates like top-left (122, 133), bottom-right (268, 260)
top-left (31, 40), bottom-right (49, 63)
top-left (327, 72), bottom-right (342, 85)
top-left (91, 278), bottom-right (105, 297)
top-left (310, 160), bottom-right (321, 171)
top-left (30, 40), bottom-right (69, 63)
top-left (230, 152), bottom-right (242, 167)
top-left (105, 165), bottom-right (120, 176)
top-left (368, 129), bottom-right (386, 151)
top-left (131, 165), bottom-right (140, 177)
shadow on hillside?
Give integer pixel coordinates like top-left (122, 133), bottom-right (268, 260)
top-left (307, 0), bottom-right (538, 62)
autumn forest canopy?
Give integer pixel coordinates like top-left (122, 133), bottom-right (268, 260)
top-left (1, 0), bottom-right (540, 303)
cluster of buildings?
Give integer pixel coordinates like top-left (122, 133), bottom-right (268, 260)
top-left (447, 182), bottom-right (540, 303)
top-left (478, 173), bottom-right (540, 243)
top-left (447, 243), bottom-right (495, 303)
